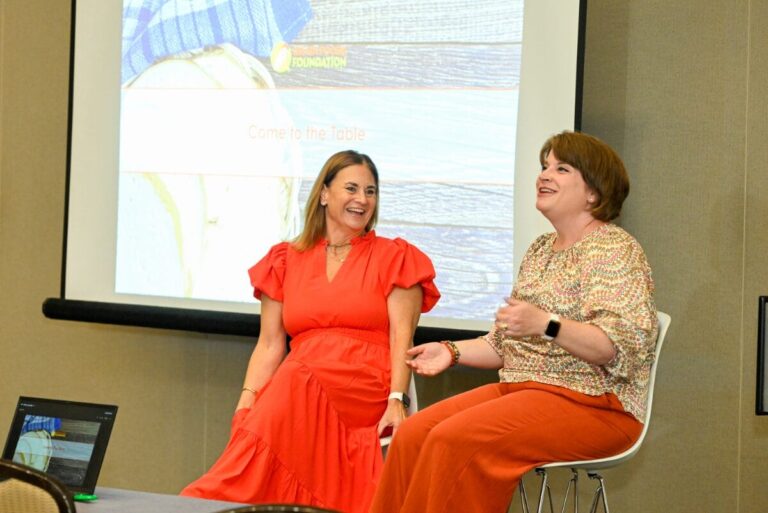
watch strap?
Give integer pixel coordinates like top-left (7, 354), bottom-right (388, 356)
top-left (388, 391), bottom-right (411, 409)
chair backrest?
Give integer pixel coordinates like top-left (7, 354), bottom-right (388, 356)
top-left (380, 376), bottom-right (419, 447)
top-left (0, 459), bottom-right (76, 513)
top-left (214, 504), bottom-right (342, 513)
top-left (544, 311), bottom-right (671, 471)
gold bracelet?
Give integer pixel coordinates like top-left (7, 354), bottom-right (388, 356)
top-left (242, 386), bottom-right (258, 395)
top-left (440, 341), bottom-right (461, 367)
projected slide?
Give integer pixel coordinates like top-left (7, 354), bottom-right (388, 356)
top-left (116, 0), bottom-right (522, 323)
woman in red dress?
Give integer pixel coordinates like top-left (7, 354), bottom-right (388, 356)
top-left (181, 150), bottom-right (440, 513)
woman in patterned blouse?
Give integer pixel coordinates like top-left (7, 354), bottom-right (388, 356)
top-left (369, 131), bottom-right (658, 513)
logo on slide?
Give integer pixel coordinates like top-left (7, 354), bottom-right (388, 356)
top-left (271, 43), bottom-right (348, 74)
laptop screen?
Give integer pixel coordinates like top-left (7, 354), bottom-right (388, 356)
top-left (2, 397), bottom-right (118, 494)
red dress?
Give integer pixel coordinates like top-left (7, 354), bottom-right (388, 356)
top-left (181, 231), bottom-right (439, 513)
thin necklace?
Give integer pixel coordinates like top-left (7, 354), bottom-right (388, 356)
top-left (326, 240), bottom-right (353, 263)
top-left (327, 246), bottom-right (351, 263)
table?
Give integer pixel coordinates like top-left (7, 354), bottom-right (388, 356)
top-left (75, 487), bottom-right (250, 513)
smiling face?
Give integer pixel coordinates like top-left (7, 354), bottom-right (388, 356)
top-left (536, 151), bottom-right (597, 224)
top-left (321, 164), bottom-right (378, 240)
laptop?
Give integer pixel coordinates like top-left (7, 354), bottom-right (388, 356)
top-left (2, 396), bottom-right (118, 497)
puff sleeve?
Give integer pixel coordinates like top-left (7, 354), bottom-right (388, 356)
top-left (247, 242), bottom-right (289, 302)
top-left (582, 237), bottom-right (657, 381)
top-left (383, 238), bottom-right (441, 313)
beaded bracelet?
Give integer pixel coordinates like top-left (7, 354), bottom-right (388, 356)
top-left (440, 340), bottom-right (461, 367)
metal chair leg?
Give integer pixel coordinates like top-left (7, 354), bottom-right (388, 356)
top-left (587, 472), bottom-right (609, 513)
top-left (519, 478), bottom-right (531, 513)
top-left (557, 469), bottom-right (579, 513)
top-left (519, 468), bottom-right (615, 513)
top-left (516, 469), bottom-right (555, 513)
top-left (533, 469), bottom-right (554, 513)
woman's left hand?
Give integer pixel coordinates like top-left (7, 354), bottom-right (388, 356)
top-left (377, 399), bottom-right (407, 437)
top-left (495, 298), bottom-right (549, 338)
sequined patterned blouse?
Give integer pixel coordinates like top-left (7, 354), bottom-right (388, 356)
top-left (484, 224), bottom-right (658, 421)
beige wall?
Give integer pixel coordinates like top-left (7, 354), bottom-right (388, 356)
top-left (1, 1), bottom-right (767, 511)
top-left (577, 1), bottom-right (759, 511)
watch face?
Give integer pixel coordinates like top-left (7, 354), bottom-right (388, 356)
top-left (545, 319), bottom-right (561, 338)
top-left (401, 393), bottom-right (411, 409)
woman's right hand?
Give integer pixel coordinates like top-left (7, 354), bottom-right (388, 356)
top-left (406, 342), bottom-right (452, 376)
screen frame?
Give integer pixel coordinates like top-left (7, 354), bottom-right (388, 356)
top-left (44, 0), bottom-right (588, 341)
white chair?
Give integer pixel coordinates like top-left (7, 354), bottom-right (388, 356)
top-left (380, 376), bottom-right (419, 449)
top-left (518, 311), bottom-right (671, 513)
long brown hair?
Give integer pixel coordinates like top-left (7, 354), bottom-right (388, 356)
top-left (293, 150), bottom-right (380, 251)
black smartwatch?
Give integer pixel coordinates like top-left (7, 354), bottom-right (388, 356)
top-left (388, 392), bottom-right (411, 409)
top-left (542, 313), bottom-right (561, 341)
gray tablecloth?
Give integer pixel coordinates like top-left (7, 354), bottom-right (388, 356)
top-left (75, 487), bottom-right (249, 513)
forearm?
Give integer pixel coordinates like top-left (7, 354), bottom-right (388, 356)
top-left (378, 286), bottom-right (422, 434)
top-left (453, 337), bottom-right (504, 369)
top-left (237, 341), bottom-right (286, 409)
top-left (237, 295), bottom-right (287, 409)
top-left (389, 338), bottom-right (412, 395)
top-left (497, 299), bottom-right (616, 366)
top-left (550, 318), bottom-right (616, 365)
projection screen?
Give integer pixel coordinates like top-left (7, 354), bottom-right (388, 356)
top-left (44, 0), bottom-right (586, 338)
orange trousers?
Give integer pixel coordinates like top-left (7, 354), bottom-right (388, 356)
top-left (369, 381), bottom-right (642, 513)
